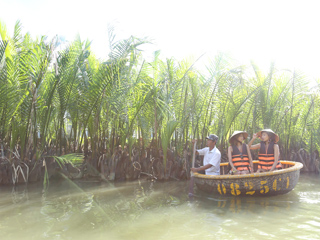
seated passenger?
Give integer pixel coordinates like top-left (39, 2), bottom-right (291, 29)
top-left (228, 131), bottom-right (253, 175)
top-left (248, 129), bottom-right (282, 172)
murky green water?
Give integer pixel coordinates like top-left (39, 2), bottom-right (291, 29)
top-left (0, 173), bottom-right (319, 240)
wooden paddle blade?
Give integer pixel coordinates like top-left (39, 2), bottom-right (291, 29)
top-left (188, 176), bottom-right (195, 197)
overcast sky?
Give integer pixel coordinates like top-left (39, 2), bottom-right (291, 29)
top-left (2, 0), bottom-right (320, 79)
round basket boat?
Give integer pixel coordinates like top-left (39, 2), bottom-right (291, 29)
top-left (193, 160), bottom-right (303, 196)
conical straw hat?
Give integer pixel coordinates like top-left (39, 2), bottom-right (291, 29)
top-left (257, 129), bottom-right (279, 143)
top-left (229, 131), bottom-right (248, 143)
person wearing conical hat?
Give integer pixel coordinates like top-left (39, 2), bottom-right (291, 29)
top-left (228, 131), bottom-right (253, 175)
top-left (248, 129), bottom-right (282, 173)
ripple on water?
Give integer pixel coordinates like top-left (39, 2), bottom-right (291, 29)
top-left (0, 175), bottom-right (320, 240)
top-left (298, 191), bottom-right (320, 204)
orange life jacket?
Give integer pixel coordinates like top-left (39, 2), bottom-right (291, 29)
top-left (258, 141), bottom-right (282, 170)
top-left (231, 144), bottom-right (251, 172)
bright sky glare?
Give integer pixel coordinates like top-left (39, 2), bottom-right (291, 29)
top-left (2, 0), bottom-right (320, 79)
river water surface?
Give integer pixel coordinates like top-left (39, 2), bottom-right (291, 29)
top-left (1, 173), bottom-right (319, 240)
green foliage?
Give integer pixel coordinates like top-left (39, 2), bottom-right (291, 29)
top-left (161, 120), bottom-right (178, 168)
top-left (43, 153), bottom-right (84, 190)
top-left (0, 20), bottom-right (319, 169)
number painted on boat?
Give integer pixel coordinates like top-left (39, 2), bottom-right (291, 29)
top-left (214, 176), bottom-right (291, 196)
top-left (244, 181), bottom-right (255, 195)
top-left (273, 178), bottom-right (284, 191)
top-left (217, 183), bottom-right (227, 195)
top-left (230, 183), bottom-right (241, 196)
top-left (273, 179), bottom-right (277, 191)
top-left (260, 180), bottom-right (269, 194)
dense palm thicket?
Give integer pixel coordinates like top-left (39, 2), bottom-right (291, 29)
top-left (0, 21), bottom-right (319, 185)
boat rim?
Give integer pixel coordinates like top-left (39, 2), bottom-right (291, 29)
top-left (194, 160), bottom-right (303, 180)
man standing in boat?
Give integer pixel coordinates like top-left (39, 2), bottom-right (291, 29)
top-left (191, 134), bottom-right (221, 175)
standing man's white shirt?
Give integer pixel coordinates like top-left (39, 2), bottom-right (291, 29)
top-left (197, 146), bottom-right (221, 175)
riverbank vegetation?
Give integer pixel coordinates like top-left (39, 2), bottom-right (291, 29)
top-left (0, 21), bottom-right (319, 185)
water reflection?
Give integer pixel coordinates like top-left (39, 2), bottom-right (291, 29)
top-left (11, 184), bottom-right (29, 204)
top-left (196, 191), bottom-right (301, 215)
top-left (0, 173), bottom-right (319, 239)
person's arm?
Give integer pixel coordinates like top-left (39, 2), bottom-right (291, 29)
top-left (191, 151), bottom-right (221, 173)
top-left (196, 148), bottom-right (206, 156)
top-left (228, 146), bottom-right (237, 171)
top-left (270, 144), bottom-right (280, 171)
top-left (247, 144), bottom-right (254, 171)
top-left (248, 133), bottom-right (261, 150)
top-left (191, 164), bottom-right (213, 173)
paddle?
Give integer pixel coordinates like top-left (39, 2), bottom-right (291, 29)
top-left (188, 139), bottom-right (197, 198)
